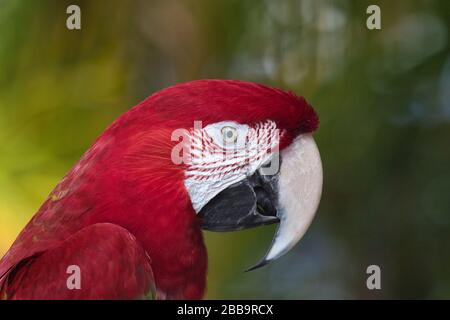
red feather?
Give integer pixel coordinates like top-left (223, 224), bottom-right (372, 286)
top-left (2, 223), bottom-right (154, 299)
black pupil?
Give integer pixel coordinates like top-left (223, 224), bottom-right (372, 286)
top-left (226, 130), bottom-right (233, 138)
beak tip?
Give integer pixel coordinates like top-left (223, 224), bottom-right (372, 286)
top-left (244, 258), bottom-right (271, 272)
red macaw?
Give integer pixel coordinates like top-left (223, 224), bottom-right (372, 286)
top-left (0, 80), bottom-right (322, 300)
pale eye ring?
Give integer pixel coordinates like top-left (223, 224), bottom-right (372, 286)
top-left (221, 126), bottom-right (238, 144)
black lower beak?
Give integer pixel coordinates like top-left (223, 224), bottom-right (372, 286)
top-left (198, 170), bottom-right (280, 232)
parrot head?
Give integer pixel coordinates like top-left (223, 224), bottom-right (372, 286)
top-left (0, 80), bottom-right (321, 300)
top-left (107, 80), bottom-right (322, 272)
top-left (66, 79), bottom-right (324, 298)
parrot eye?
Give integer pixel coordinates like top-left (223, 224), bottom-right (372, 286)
top-left (221, 126), bottom-right (238, 144)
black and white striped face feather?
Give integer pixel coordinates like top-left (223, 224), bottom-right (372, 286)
top-left (183, 120), bottom-right (323, 269)
top-left (184, 120), bottom-right (280, 212)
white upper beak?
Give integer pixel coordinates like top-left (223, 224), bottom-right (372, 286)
top-left (253, 134), bottom-right (323, 267)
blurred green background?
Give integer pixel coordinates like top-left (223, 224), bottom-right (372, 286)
top-left (1, 0), bottom-right (449, 299)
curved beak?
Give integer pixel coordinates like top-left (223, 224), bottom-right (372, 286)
top-left (247, 134), bottom-right (323, 270)
top-left (199, 134), bottom-right (323, 270)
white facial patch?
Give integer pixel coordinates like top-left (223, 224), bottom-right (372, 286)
top-left (184, 120), bottom-right (281, 213)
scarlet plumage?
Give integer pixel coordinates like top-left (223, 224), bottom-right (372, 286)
top-left (0, 80), bottom-right (318, 299)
